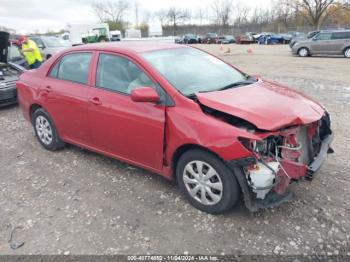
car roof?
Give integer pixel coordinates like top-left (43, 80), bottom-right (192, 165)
top-left (68, 42), bottom-right (186, 54)
top-left (319, 29), bottom-right (350, 33)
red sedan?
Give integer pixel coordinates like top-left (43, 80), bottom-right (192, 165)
top-left (17, 42), bottom-right (333, 214)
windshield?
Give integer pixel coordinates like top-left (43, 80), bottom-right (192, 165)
top-left (142, 48), bottom-right (248, 96)
top-left (42, 36), bottom-right (70, 47)
top-left (8, 45), bottom-right (22, 60)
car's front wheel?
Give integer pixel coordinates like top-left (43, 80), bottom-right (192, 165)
top-left (32, 108), bottom-right (65, 151)
top-left (298, 47), bottom-right (310, 57)
top-left (176, 149), bottom-right (240, 214)
top-left (344, 47), bottom-right (350, 58)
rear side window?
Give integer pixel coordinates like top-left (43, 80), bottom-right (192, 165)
top-left (332, 32), bottom-right (350, 40)
top-left (49, 53), bottom-right (92, 84)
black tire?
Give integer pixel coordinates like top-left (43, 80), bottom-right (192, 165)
top-left (344, 47), bottom-right (350, 58)
top-left (32, 108), bottom-right (65, 151)
top-left (298, 47), bottom-right (310, 57)
top-left (176, 149), bottom-right (240, 214)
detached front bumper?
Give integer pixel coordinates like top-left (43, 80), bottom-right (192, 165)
top-left (306, 133), bottom-right (334, 179)
top-left (0, 86), bottom-right (17, 107)
top-left (226, 131), bottom-right (334, 212)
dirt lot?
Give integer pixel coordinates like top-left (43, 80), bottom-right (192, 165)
top-left (0, 44), bottom-right (349, 255)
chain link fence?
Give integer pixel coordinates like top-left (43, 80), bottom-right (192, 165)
top-left (161, 24), bottom-right (350, 37)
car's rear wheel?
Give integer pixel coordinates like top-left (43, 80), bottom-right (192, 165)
top-left (298, 47), bottom-right (309, 57)
top-left (344, 47), bottom-right (350, 58)
top-left (176, 149), bottom-right (240, 214)
top-left (32, 108), bottom-right (65, 151)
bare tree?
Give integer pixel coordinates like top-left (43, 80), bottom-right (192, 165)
top-left (292, 0), bottom-right (339, 29)
top-left (141, 10), bottom-right (152, 25)
top-left (134, 1), bottom-right (140, 28)
top-left (196, 7), bottom-right (208, 25)
top-left (155, 9), bottom-right (168, 26)
top-left (92, 0), bottom-right (130, 23)
top-left (273, 0), bottom-right (294, 28)
top-left (233, 3), bottom-right (250, 28)
top-left (166, 7), bottom-right (190, 35)
top-left (210, 0), bottom-right (234, 28)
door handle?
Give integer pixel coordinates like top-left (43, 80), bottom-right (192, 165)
top-left (90, 97), bottom-right (102, 105)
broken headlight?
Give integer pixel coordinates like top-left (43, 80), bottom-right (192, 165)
top-left (239, 136), bottom-right (282, 157)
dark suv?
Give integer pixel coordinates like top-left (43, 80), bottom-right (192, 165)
top-left (292, 30), bottom-right (350, 57)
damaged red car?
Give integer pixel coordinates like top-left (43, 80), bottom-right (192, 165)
top-left (17, 42), bottom-right (333, 214)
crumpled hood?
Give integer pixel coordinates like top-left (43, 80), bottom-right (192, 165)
top-left (196, 80), bottom-right (325, 131)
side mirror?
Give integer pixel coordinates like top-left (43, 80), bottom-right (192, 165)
top-left (312, 38), bottom-right (317, 41)
top-left (130, 87), bottom-right (159, 103)
top-left (38, 44), bottom-right (45, 49)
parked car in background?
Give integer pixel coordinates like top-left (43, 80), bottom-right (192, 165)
top-left (110, 30), bottom-right (121, 41)
top-left (0, 31), bottom-right (25, 107)
top-left (279, 31), bottom-right (304, 43)
top-left (292, 30), bottom-right (350, 57)
top-left (217, 35), bottom-right (235, 44)
top-left (17, 42), bottom-right (333, 214)
top-left (203, 33), bottom-right (219, 44)
top-left (178, 34), bottom-right (199, 44)
top-left (29, 36), bottom-right (71, 60)
top-left (289, 31), bottom-right (319, 48)
top-left (257, 33), bottom-right (284, 45)
top-left (8, 44), bottom-right (27, 68)
top-left (236, 32), bottom-right (255, 44)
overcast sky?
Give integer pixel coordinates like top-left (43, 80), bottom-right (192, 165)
top-left (0, 0), bottom-right (272, 34)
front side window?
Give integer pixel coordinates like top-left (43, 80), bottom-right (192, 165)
top-left (8, 45), bottom-right (22, 61)
top-left (142, 48), bottom-right (248, 96)
top-left (96, 53), bottom-right (156, 95)
top-left (315, 33), bottom-right (332, 41)
top-left (49, 53), bottom-right (92, 84)
top-left (30, 37), bottom-right (44, 47)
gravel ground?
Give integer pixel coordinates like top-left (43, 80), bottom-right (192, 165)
top-left (0, 44), bottom-right (349, 255)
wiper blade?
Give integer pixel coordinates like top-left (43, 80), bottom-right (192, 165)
top-left (186, 93), bottom-right (197, 99)
top-left (217, 80), bottom-right (255, 91)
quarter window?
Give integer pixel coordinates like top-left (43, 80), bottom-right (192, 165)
top-left (96, 53), bottom-right (156, 95)
top-left (49, 61), bottom-right (60, 78)
top-left (49, 53), bottom-right (92, 84)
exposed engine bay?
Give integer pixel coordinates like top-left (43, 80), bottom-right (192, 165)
top-left (0, 31), bottom-right (25, 106)
top-left (0, 62), bottom-right (20, 79)
top-left (201, 103), bottom-right (333, 205)
top-left (0, 62), bottom-right (22, 106)
top-left (242, 114), bottom-right (332, 200)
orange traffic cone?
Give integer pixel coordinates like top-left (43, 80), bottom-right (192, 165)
top-left (247, 46), bottom-right (253, 54)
